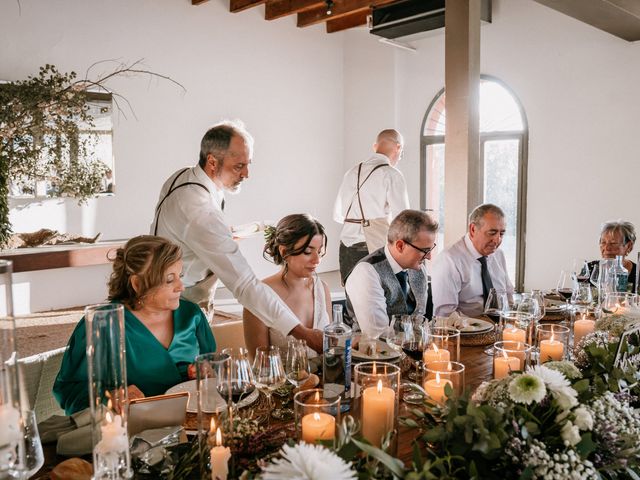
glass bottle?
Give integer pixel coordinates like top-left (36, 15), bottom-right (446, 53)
top-left (612, 255), bottom-right (629, 293)
top-left (322, 304), bottom-right (352, 411)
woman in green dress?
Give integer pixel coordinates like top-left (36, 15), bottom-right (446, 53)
top-left (53, 235), bottom-right (216, 415)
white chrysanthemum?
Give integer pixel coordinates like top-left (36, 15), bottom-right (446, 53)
top-left (561, 421), bottom-right (581, 446)
top-left (573, 407), bottom-right (593, 431)
top-left (261, 442), bottom-right (357, 480)
top-left (508, 374), bottom-right (547, 405)
top-left (527, 365), bottom-right (577, 410)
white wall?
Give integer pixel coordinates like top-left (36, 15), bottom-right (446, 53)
top-left (1, 0), bottom-right (344, 312)
top-left (343, 0), bottom-right (640, 291)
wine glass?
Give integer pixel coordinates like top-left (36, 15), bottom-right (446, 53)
top-left (285, 339), bottom-right (311, 390)
top-left (484, 288), bottom-right (509, 355)
top-left (556, 270), bottom-right (577, 301)
top-left (572, 259), bottom-right (590, 283)
top-left (401, 315), bottom-right (430, 382)
top-left (516, 293), bottom-right (542, 345)
top-left (20, 410), bottom-right (44, 478)
top-left (571, 282), bottom-right (593, 308)
top-left (252, 346), bottom-right (286, 423)
top-left (221, 347), bottom-right (255, 412)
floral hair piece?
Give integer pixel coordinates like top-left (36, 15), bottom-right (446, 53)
top-left (263, 224), bottom-right (277, 243)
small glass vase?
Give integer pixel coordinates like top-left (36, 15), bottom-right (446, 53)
top-left (294, 388), bottom-right (340, 445)
top-left (0, 260), bottom-right (27, 478)
top-left (85, 303), bottom-right (132, 480)
top-left (353, 362), bottom-right (400, 452)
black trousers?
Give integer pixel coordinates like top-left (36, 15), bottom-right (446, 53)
top-left (339, 241), bottom-right (369, 285)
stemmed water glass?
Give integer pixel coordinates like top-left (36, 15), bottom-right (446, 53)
top-left (285, 339), bottom-right (311, 390)
top-left (517, 293), bottom-right (543, 345)
top-left (221, 347), bottom-right (255, 412)
top-left (484, 288), bottom-right (509, 355)
top-left (252, 346), bottom-right (286, 424)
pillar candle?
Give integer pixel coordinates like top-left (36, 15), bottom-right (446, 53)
top-left (210, 424), bottom-right (231, 480)
top-left (423, 372), bottom-right (452, 405)
top-left (539, 336), bottom-right (564, 362)
top-left (301, 412), bottom-right (335, 443)
top-left (573, 318), bottom-right (595, 347)
top-left (361, 380), bottom-right (395, 447)
top-left (502, 326), bottom-right (526, 343)
top-left (494, 352), bottom-right (520, 379)
top-left (423, 344), bottom-right (450, 366)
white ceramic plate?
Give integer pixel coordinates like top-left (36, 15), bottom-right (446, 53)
top-left (352, 339), bottom-right (401, 361)
top-left (165, 379), bottom-right (259, 414)
top-left (456, 318), bottom-right (494, 335)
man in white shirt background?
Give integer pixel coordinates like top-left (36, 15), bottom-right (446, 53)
top-left (431, 204), bottom-right (514, 319)
top-left (345, 210), bottom-right (437, 339)
top-left (150, 120), bottom-right (322, 352)
top-left (333, 129), bottom-right (410, 285)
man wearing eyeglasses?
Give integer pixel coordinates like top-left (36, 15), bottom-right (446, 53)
top-left (431, 203), bottom-right (514, 318)
top-left (345, 210), bottom-right (438, 339)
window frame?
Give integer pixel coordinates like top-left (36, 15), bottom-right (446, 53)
top-left (419, 75), bottom-right (529, 290)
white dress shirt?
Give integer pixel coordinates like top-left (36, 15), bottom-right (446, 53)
top-left (345, 245), bottom-right (429, 338)
top-left (431, 234), bottom-right (514, 318)
top-left (150, 165), bottom-right (299, 336)
top-left (333, 153), bottom-right (410, 247)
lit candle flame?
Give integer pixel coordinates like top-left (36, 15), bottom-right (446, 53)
top-left (107, 399), bottom-right (113, 411)
top-left (435, 371), bottom-right (441, 384)
top-left (447, 362), bottom-right (452, 371)
top-left (432, 343), bottom-right (439, 352)
top-left (105, 410), bottom-right (112, 423)
top-left (313, 412), bottom-right (321, 421)
top-left (314, 391), bottom-right (320, 402)
top-left (215, 427), bottom-right (222, 447)
top-left (550, 333), bottom-right (555, 343)
top-left (210, 418), bottom-right (215, 431)
top-left (376, 379), bottom-right (383, 393)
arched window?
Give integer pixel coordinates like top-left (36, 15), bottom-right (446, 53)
top-left (420, 76), bottom-right (528, 289)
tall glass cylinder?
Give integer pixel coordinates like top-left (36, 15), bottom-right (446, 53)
top-left (86, 303), bottom-right (131, 480)
top-left (0, 260), bottom-right (26, 478)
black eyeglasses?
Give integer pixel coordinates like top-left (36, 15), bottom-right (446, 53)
top-left (404, 240), bottom-right (436, 258)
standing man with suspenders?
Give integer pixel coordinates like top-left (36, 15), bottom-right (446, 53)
top-left (333, 129), bottom-right (411, 285)
top-left (150, 120), bottom-right (322, 352)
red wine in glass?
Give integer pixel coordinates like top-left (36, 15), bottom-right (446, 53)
top-left (557, 288), bottom-right (573, 300)
top-left (402, 341), bottom-right (425, 361)
top-left (485, 309), bottom-right (501, 323)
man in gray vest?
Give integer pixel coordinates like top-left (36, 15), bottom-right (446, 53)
top-left (345, 209), bottom-right (437, 338)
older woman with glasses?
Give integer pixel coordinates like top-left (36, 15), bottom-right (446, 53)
top-left (588, 220), bottom-right (637, 293)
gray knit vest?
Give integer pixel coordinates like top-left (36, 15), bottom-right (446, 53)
top-left (349, 248), bottom-right (428, 324)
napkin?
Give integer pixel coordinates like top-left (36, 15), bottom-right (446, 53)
top-left (433, 312), bottom-right (492, 332)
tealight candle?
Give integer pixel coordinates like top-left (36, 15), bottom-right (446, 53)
top-left (210, 421), bottom-right (231, 480)
top-left (573, 316), bottom-right (595, 347)
top-left (494, 351), bottom-right (520, 379)
top-left (301, 412), bottom-right (335, 443)
top-left (539, 335), bottom-right (564, 362)
top-left (502, 326), bottom-right (526, 343)
top-left (423, 344), bottom-right (450, 366)
top-left (361, 380), bottom-right (395, 447)
top-left (423, 371), bottom-right (452, 405)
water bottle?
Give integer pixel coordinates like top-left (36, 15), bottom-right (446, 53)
top-left (612, 255), bottom-right (629, 293)
top-left (322, 304), bottom-right (352, 411)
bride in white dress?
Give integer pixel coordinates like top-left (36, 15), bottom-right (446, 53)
top-left (243, 214), bottom-right (331, 359)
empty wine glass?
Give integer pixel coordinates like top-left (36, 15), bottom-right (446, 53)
top-left (19, 410), bottom-right (44, 478)
top-left (572, 259), bottom-right (590, 283)
top-left (285, 339), bottom-right (311, 390)
top-left (221, 347), bottom-right (255, 412)
top-left (517, 293), bottom-right (542, 345)
top-left (484, 288), bottom-right (509, 355)
top-left (252, 346), bottom-right (286, 423)
top-left (571, 282), bottom-right (593, 308)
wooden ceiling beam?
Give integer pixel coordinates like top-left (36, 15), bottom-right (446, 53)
top-left (326, 10), bottom-right (368, 33)
top-left (191, 0), bottom-right (210, 5)
top-left (230, 0), bottom-right (266, 12)
top-left (265, 0), bottom-right (324, 20)
top-left (297, 0), bottom-right (395, 28)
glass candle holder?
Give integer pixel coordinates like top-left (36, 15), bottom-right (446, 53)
top-left (501, 311), bottom-right (534, 345)
top-left (353, 362), bottom-right (400, 452)
top-left (536, 324), bottom-right (570, 363)
top-left (294, 388), bottom-right (340, 445)
top-left (423, 327), bottom-right (460, 366)
top-left (423, 361), bottom-right (465, 403)
top-left (493, 341), bottom-right (532, 379)
top-left (602, 292), bottom-right (639, 315)
top-left (85, 303), bottom-right (132, 479)
top-left (571, 308), bottom-right (597, 349)
top-left (0, 260), bottom-right (27, 478)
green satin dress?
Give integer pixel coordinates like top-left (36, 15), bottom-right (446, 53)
top-left (53, 299), bottom-right (216, 415)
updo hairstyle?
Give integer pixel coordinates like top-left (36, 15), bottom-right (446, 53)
top-left (108, 235), bottom-right (182, 308)
top-left (263, 214), bottom-right (327, 279)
